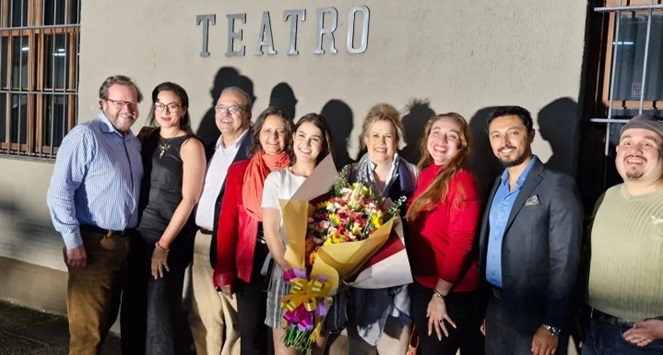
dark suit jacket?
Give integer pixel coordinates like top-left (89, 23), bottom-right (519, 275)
top-left (479, 158), bottom-right (583, 333)
top-left (207, 132), bottom-right (252, 267)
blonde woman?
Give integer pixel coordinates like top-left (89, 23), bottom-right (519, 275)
top-left (344, 103), bottom-right (418, 355)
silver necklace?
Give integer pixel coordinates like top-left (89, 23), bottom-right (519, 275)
top-left (158, 138), bottom-right (171, 159)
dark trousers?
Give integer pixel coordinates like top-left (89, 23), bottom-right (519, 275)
top-left (582, 319), bottom-right (663, 354)
top-left (485, 295), bottom-right (569, 355)
top-left (236, 242), bottom-right (273, 355)
top-left (410, 282), bottom-right (485, 355)
top-left (121, 227), bottom-right (194, 355)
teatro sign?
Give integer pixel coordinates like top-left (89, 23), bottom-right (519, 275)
top-left (196, 6), bottom-right (370, 57)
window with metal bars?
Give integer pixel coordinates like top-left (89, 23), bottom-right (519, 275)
top-left (0, 0), bottom-right (80, 159)
top-left (579, 0), bottom-right (663, 208)
top-left (592, 1), bottom-right (663, 118)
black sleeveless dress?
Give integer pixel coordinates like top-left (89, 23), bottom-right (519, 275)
top-left (121, 128), bottom-right (198, 355)
top-left (139, 131), bottom-right (198, 261)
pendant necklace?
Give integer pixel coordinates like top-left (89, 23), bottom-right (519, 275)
top-left (158, 138), bottom-right (171, 159)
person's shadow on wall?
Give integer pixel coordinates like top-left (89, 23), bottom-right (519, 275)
top-left (537, 97), bottom-right (581, 176)
top-left (469, 107), bottom-right (503, 201)
top-left (320, 99), bottom-right (353, 169)
top-left (269, 82), bottom-right (298, 121)
top-left (400, 99), bottom-right (435, 165)
top-left (196, 67), bottom-right (256, 148)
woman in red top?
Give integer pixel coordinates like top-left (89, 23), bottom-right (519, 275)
top-left (213, 106), bottom-right (293, 355)
top-left (406, 112), bottom-right (484, 355)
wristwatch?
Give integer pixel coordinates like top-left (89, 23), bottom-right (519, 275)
top-left (542, 324), bottom-right (561, 336)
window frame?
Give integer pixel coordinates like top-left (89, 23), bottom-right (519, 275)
top-left (578, 0), bottom-right (663, 211)
top-left (593, 0), bottom-right (663, 122)
top-left (0, 0), bottom-right (80, 159)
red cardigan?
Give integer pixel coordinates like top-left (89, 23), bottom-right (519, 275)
top-left (407, 165), bottom-right (481, 292)
top-left (212, 160), bottom-right (260, 287)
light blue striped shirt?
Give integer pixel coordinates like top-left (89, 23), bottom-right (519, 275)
top-left (47, 113), bottom-right (143, 249)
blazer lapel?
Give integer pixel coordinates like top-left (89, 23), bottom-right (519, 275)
top-left (480, 177), bottom-right (501, 257)
top-left (233, 132), bottom-right (252, 163)
top-left (504, 160), bottom-right (544, 232)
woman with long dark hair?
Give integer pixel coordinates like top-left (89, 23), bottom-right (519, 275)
top-left (262, 113), bottom-right (334, 355)
top-left (121, 82), bottom-right (206, 354)
top-left (406, 113), bottom-right (484, 355)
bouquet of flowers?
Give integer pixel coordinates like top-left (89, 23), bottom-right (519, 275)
top-left (278, 156), bottom-right (409, 354)
top-left (304, 167), bottom-right (405, 268)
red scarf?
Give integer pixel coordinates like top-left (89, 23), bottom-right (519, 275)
top-left (242, 150), bottom-right (291, 221)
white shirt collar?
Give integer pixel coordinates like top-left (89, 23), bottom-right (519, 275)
top-left (216, 129), bottom-right (249, 150)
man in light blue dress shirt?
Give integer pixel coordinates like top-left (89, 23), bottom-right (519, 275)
top-left (47, 75), bottom-right (144, 354)
top-left (478, 106), bottom-right (583, 355)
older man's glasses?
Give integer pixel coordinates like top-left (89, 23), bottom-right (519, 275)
top-left (154, 102), bottom-right (181, 113)
top-left (214, 104), bottom-right (245, 114)
top-left (106, 99), bottom-right (138, 111)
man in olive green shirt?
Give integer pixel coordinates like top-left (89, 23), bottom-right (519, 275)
top-left (584, 114), bottom-right (663, 354)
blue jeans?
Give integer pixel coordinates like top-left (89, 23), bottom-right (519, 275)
top-left (582, 319), bottom-right (663, 354)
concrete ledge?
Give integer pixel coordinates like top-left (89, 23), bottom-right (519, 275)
top-left (0, 256), bottom-right (67, 315)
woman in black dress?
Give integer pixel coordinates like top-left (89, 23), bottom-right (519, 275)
top-left (121, 82), bottom-right (206, 354)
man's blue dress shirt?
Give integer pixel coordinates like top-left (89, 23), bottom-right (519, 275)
top-left (485, 156), bottom-right (538, 287)
top-left (47, 113), bottom-right (143, 250)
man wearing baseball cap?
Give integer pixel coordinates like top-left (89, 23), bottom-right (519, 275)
top-left (583, 114), bottom-right (663, 354)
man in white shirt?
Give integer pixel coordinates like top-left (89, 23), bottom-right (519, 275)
top-left (190, 87), bottom-right (252, 355)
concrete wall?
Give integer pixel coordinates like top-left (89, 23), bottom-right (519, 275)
top-left (0, 0), bottom-right (588, 313)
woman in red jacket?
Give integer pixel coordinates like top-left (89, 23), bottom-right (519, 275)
top-left (213, 106), bottom-right (293, 355)
top-left (406, 112), bottom-right (484, 355)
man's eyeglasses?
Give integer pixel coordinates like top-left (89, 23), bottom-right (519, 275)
top-left (214, 104), bottom-right (245, 114)
top-left (106, 99), bottom-right (138, 111)
top-left (154, 102), bottom-right (181, 113)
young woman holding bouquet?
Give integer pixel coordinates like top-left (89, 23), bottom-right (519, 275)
top-left (262, 113), bottom-right (334, 355)
top-left (406, 113), bottom-right (485, 355)
top-left (213, 106), bottom-right (294, 355)
top-left (343, 103), bottom-right (419, 354)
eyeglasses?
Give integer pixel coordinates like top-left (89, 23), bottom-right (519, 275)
top-left (214, 104), bottom-right (245, 114)
top-left (106, 98), bottom-right (138, 111)
top-left (154, 102), bottom-right (181, 113)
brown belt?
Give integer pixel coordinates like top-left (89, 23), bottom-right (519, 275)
top-left (80, 225), bottom-right (133, 238)
top-left (199, 228), bottom-right (213, 235)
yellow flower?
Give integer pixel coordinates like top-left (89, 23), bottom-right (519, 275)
top-left (330, 230), bottom-right (343, 244)
top-left (370, 214), bottom-right (382, 229)
top-left (329, 213), bottom-right (341, 226)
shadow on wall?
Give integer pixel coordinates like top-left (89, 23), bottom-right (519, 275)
top-left (0, 196), bottom-right (62, 270)
top-left (469, 107), bottom-right (503, 201)
top-left (196, 67), bottom-right (256, 148)
top-left (269, 82), bottom-right (298, 121)
top-left (537, 97), bottom-right (581, 176)
top-left (320, 100), bottom-right (354, 170)
top-left (0, 196), bottom-right (68, 313)
top-left (399, 99), bottom-right (435, 165)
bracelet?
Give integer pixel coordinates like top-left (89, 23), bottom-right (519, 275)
top-left (155, 241), bottom-right (169, 252)
top-left (433, 289), bottom-right (445, 299)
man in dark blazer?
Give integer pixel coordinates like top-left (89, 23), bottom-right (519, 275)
top-left (190, 87), bottom-right (253, 355)
top-left (479, 106), bottom-right (583, 355)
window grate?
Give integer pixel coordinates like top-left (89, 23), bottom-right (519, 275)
top-left (589, 1), bottom-right (663, 156)
top-left (0, 0), bottom-right (80, 159)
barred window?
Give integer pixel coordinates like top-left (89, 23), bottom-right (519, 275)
top-left (0, 0), bottom-right (80, 159)
top-left (580, 0), bottom-right (663, 205)
top-left (595, 0), bottom-right (663, 120)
